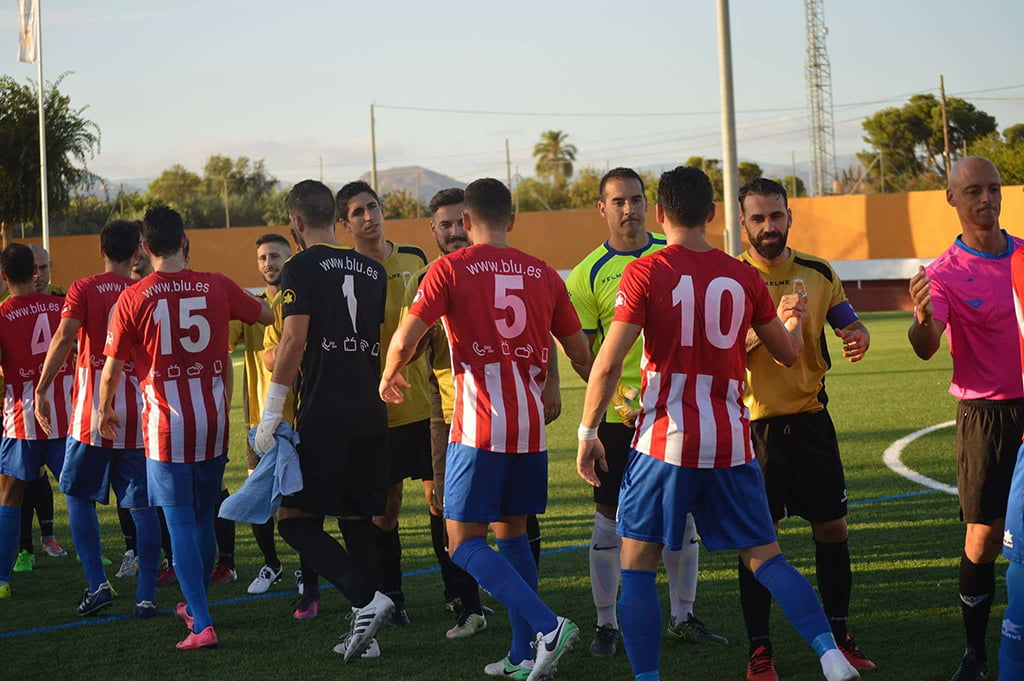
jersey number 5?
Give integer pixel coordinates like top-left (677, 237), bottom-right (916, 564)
top-left (671, 275), bottom-right (745, 349)
top-left (152, 296), bottom-right (211, 354)
top-left (494, 274), bottom-right (526, 338)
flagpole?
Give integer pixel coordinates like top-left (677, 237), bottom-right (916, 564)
top-left (35, 0), bottom-right (49, 251)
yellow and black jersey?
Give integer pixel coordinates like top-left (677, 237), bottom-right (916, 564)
top-left (404, 261), bottom-right (454, 424)
top-left (738, 249), bottom-right (859, 421)
top-left (229, 290), bottom-right (294, 427)
top-left (383, 243), bottom-right (431, 427)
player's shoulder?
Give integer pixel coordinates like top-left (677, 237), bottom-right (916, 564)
top-left (790, 250), bottom-right (837, 284)
top-left (47, 283), bottom-right (67, 296)
top-left (393, 243), bottom-right (429, 268)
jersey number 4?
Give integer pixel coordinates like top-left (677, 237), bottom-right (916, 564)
top-left (30, 314), bottom-right (53, 355)
top-left (671, 275), bottom-right (745, 349)
top-left (152, 296), bottom-right (211, 354)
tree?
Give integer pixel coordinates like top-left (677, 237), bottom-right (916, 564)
top-left (738, 161), bottom-right (763, 186)
top-left (1004, 124), bottom-right (1024, 146)
top-left (381, 188), bottom-right (426, 219)
top-left (778, 175), bottom-right (807, 198)
top-left (202, 155), bottom-right (275, 196)
top-left (533, 130), bottom-right (577, 185)
top-left (0, 73), bottom-right (100, 244)
top-left (684, 157), bottom-right (724, 201)
top-left (967, 128), bottom-right (1024, 185)
top-left (567, 167), bottom-right (602, 209)
top-left (859, 94), bottom-right (997, 189)
top-left (147, 164), bottom-right (202, 208)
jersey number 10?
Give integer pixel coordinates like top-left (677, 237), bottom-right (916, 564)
top-left (671, 275), bottom-right (745, 349)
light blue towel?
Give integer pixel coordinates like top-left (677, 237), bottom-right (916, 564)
top-left (219, 423), bottom-right (302, 524)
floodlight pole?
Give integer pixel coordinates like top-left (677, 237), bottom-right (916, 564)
top-left (716, 0), bottom-right (741, 256)
top-left (36, 0), bottom-right (50, 251)
top-left (370, 103), bottom-right (378, 193)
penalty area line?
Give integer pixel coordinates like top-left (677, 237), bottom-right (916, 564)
top-left (882, 421), bottom-right (958, 496)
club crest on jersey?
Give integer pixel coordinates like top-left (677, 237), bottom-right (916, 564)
top-left (281, 289), bottom-right (296, 304)
top-left (615, 291), bottom-right (626, 308)
top-left (1005, 529), bottom-right (1015, 549)
top-left (413, 289), bottom-right (424, 303)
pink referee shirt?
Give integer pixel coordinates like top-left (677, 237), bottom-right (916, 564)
top-left (926, 231), bottom-right (1024, 400)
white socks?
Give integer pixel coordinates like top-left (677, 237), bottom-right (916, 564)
top-left (663, 512), bottom-right (699, 623)
top-left (589, 512), bottom-right (621, 628)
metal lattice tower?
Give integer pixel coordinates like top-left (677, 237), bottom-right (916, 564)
top-left (804, 0), bottom-right (837, 196)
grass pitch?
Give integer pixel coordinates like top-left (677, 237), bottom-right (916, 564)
top-left (1, 312), bottom-right (1000, 680)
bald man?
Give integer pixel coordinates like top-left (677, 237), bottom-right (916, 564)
top-left (909, 157), bottom-right (1023, 681)
top-left (30, 244), bottom-right (66, 296)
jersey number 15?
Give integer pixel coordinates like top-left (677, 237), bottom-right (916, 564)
top-left (152, 296), bottom-right (211, 355)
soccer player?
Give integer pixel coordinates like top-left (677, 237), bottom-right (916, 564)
top-left (254, 180), bottom-right (394, 661)
top-left (576, 166), bottom-right (861, 681)
top-left (736, 177), bottom-right (875, 679)
top-left (99, 206), bottom-right (272, 649)
top-left (228, 233), bottom-right (294, 595)
top-left (566, 167), bottom-right (726, 656)
top-left (34, 220), bottom-right (162, 617)
top-left (381, 178), bottom-right (592, 681)
top-left (1002, 243), bottom-right (1024, 681)
top-left (0, 243), bottom-right (73, 599)
top-left (338, 180), bottom-right (433, 625)
top-left (908, 156), bottom-right (1023, 681)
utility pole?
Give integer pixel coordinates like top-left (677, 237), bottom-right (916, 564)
top-left (505, 139), bottom-right (512, 190)
top-left (222, 177), bottom-right (231, 228)
top-left (370, 103), bottom-right (378, 193)
top-left (791, 150), bottom-right (797, 196)
top-left (35, 1), bottom-right (50, 251)
top-left (879, 151), bottom-right (885, 193)
top-left (716, 0), bottom-right (741, 256)
top-left (804, 0), bottom-right (838, 196)
top-left (416, 170), bottom-right (422, 218)
top-left (940, 74), bottom-right (951, 182)
top-left (319, 155), bottom-right (323, 182)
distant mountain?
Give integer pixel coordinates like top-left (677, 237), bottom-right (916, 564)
top-left (357, 166), bottom-right (465, 202)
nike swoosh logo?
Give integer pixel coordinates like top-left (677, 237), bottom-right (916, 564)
top-left (592, 545), bottom-right (618, 551)
top-left (545, 621), bottom-right (565, 652)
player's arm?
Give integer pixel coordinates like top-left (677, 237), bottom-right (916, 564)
top-left (380, 314), bottom-right (431, 404)
top-left (752, 314), bottom-right (804, 367)
top-left (570, 332), bottom-right (599, 382)
top-left (34, 317), bottom-right (81, 435)
top-left (541, 335), bottom-right (561, 424)
top-left (747, 293), bottom-right (804, 356)
top-left (97, 356), bottom-right (125, 441)
top-left (254, 313), bottom-right (308, 453)
top-left (576, 320), bottom-right (640, 486)
top-left (255, 299), bottom-right (274, 326)
top-left (907, 266), bottom-right (944, 360)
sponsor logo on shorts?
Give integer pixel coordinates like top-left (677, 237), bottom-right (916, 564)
top-left (840, 489), bottom-right (848, 503)
top-left (1005, 529), bottom-right (1015, 549)
top-left (1003, 617), bottom-right (1023, 642)
top-left (961, 593), bottom-right (991, 608)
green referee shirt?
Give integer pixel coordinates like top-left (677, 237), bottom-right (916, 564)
top-left (566, 232), bottom-right (667, 423)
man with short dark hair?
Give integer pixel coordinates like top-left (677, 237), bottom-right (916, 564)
top-left (567, 167), bottom-right (725, 656)
top-left (255, 180), bottom-right (394, 661)
top-left (35, 220), bottom-right (163, 617)
top-left (576, 166), bottom-right (860, 681)
top-left (338, 180), bottom-right (433, 625)
top-left (737, 177), bottom-right (874, 680)
top-left (908, 157), bottom-right (1023, 681)
top-left (229, 233), bottom-right (294, 595)
top-left (382, 177), bottom-right (592, 681)
top-left (0, 243), bottom-right (73, 599)
top-left (100, 206), bottom-right (272, 649)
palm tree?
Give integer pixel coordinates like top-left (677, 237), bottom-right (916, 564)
top-left (533, 130), bottom-right (578, 185)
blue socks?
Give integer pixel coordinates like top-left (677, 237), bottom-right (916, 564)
top-left (999, 561), bottom-right (1024, 681)
top-left (0, 505), bottom-right (21, 583)
top-left (67, 495), bottom-right (105, 591)
top-left (496, 534), bottom-right (542, 664)
top-left (755, 553), bottom-right (836, 657)
top-left (452, 535), bottom-right (557, 663)
top-left (163, 504), bottom-right (214, 632)
top-left (131, 506), bottom-right (160, 604)
top-left (620, 569), bottom-right (661, 680)
top-left (195, 504), bottom-right (217, 586)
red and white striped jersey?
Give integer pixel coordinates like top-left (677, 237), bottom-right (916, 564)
top-left (0, 293), bottom-right (73, 440)
top-left (105, 270), bottom-right (262, 463)
top-left (613, 245), bottom-right (776, 469)
top-left (408, 244), bottom-right (581, 453)
top-left (62, 272), bottom-right (143, 449)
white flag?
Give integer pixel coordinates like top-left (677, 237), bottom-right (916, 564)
top-left (18, 0), bottom-right (38, 63)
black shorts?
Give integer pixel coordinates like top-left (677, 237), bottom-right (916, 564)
top-left (593, 422), bottom-right (635, 507)
top-left (750, 409), bottom-right (847, 523)
top-left (388, 419), bottom-right (433, 484)
top-left (429, 418), bottom-right (450, 514)
top-left (956, 398), bottom-right (1024, 524)
top-left (280, 428), bottom-right (388, 517)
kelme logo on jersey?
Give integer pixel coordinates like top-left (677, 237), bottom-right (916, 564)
top-left (281, 289), bottom-right (296, 304)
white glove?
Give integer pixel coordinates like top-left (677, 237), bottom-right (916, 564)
top-left (254, 382), bottom-right (288, 455)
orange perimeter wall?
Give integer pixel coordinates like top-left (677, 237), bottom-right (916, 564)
top-left (27, 187), bottom-right (1024, 290)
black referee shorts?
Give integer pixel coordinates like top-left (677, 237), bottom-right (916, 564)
top-left (750, 409), bottom-right (847, 524)
top-left (429, 418), bottom-right (450, 514)
top-left (956, 397), bottom-right (1024, 524)
top-left (593, 422), bottom-right (635, 507)
top-left (387, 419), bottom-right (433, 485)
top-left (280, 426), bottom-right (388, 518)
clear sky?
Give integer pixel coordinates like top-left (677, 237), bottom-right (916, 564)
top-left (2, 0), bottom-right (1023, 186)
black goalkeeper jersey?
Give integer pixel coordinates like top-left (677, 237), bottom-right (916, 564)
top-left (279, 244), bottom-right (387, 435)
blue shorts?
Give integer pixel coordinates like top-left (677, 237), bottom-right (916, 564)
top-left (146, 456), bottom-right (226, 509)
top-left (1004, 443), bottom-right (1024, 564)
top-left (443, 443), bottom-right (547, 523)
top-left (58, 439), bottom-right (148, 509)
top-left (0, 437), bottom-right (66, 482)
top-left (617, 451), bottom-right (777, 552)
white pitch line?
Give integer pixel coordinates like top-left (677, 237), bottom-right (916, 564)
top-left (232, 361), bottom-right (242, 367)
top-left (882, 420), bottom-right (958, 496)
